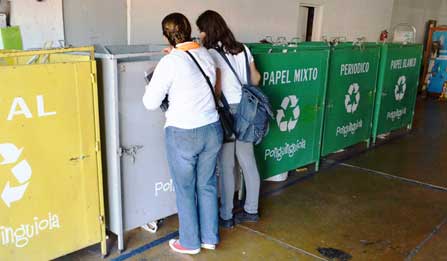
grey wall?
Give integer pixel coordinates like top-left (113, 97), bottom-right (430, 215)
top-left (63, 0), bottom-right (127, 46)
top-left (0, 0), bottom-right (10, 14)
top-left (391, 0), bottom-right (447, 43)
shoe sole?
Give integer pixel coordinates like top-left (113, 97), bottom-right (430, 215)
top-left (201, 244), bottom-right (216, 250)
top-left (219, 219), bottom-right (234, 229)
top-left (235, 218), bottom-right (259, 224)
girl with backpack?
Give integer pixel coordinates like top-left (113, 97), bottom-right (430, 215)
top-left (196, 10), bottom-right (263, 228)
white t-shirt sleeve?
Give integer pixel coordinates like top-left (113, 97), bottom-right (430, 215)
top-left (208, 49), bottom-right (222, 69)
top-left (142, 57), bottom-right (172, 110)
top-left (244, 45), bottom-right (254, 64)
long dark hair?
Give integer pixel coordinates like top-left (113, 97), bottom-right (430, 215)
top-left (196, 10), bottom-right (244, 55)
top-left (162, 13), bottom-right (192, 46)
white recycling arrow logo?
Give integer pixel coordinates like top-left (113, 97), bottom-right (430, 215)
top-left (395, 76), bottom-right (407, 101)
top-left (0, 143), bottom-right (32, 208)
top-left (276, 95), bottom-right (300, 132)
top-left (345, 83), bottom-right (361, 114)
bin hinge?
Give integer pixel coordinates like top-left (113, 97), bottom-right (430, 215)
top-left (90, 73), bottom-right (97, 84)
top-left (95, 141), bottom-right (101, 152)
top-left (118, 147), bottom-right (123, 157)
top-left (99, 215), bottom-right (105, 224)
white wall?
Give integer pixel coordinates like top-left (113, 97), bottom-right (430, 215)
top-left (10, 0), bottom-right (64, 49)
top-left (129, 0), bottom-right (395, 45)
top-left (391, 0), bottom-right (447, 43)
top-left (6, 0), bottom-right (397, 48)
top-left (63, 0), bottom-right (127, 46)
top-left (313, 0), bottom-right (394, 41)
top-left (129, 0), bottom-right (299, 44)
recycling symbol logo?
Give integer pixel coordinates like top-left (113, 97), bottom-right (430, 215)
top-left (276, 95), bottom-right (300, 132)
top-left (0, 143), bottom-right (32, 208)
top-left (395, 76), bottom-right (407, 101)
top-left (345, 83), bottom-right (360, 114)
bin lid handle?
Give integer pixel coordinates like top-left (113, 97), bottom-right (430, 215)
top-left (353, 37), bottom-right (367, 51)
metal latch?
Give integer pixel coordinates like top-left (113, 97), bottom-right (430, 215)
top-left (119, 145), bottom-right (144, 163)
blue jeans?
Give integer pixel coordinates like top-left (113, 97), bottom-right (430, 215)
top-left (165, 121), bottom-right (223, 249)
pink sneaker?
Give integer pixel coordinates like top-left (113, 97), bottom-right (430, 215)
top-left (168, 239), bottom-right (200, 255)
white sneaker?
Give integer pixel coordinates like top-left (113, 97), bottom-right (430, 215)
top-left (378, 133), bottom-right (390, 139)
top-left (141, 221), bottom-right (158, 233)
top-left (168, 239), bottom-right (200, 255)
top-left (201, 243), bottom-right (216, 250)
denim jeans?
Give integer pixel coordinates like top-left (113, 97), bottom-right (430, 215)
top-left (165, 121), bottom-right (223, 249)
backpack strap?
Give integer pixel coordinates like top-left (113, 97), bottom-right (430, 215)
top-left (185, 50), bottom-right (232, 112)
top-left (217, 46), bottom-right (252, 86)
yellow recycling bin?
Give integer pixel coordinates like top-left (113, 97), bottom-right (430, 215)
top-left (0, 47), bottom-right (107, 260)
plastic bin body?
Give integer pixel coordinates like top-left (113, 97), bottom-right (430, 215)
top-left (96, 45), bottom-right (177, 251)
top-left (372, 43), bottom-right (423, 143)
top-left (321, 43), bottom-right (381, 156)
top-left (251, 45), bottom-right (330, 179)
top-left (0, 26), bottom-right (22, 50)
top-left (0, 47), bottom-right (106, 260)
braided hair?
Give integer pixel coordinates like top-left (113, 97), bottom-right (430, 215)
top-left (162, 13), bottom-right (192, 46)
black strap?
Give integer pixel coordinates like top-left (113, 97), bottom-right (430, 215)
top-left (217, 46), bottom-right (252, 86)
top-left (185, 50), bottom-right (232, 111)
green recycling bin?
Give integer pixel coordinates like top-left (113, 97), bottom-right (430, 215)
top-left (321, 43), bottom-right (381, 156)
top-left (250, 44), bottom-right (330, 179)
top-left (372, 43), bottom-right (423, 143)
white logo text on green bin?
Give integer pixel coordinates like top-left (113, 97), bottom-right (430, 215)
top-left (390, 58), bottom-right (417, 70)
top-left (262, 68), bottom-right (319, 86)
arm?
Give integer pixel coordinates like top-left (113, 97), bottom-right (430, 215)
top-left (142, 59), bottom-right (172, 110)
top-left (244, 45), bottom-right (261, 86)
top-left (250, 61), bottom-right (261, 86)
top-left (215, 68), bottom-right (222, 97)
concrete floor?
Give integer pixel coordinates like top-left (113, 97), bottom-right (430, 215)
top-left (58, 97), bottom-right (447, 261)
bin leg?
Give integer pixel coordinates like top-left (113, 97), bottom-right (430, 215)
top-left (315, 161), bottom-right (320, 172)
top-left (118, 234), bottom-right (125, 253)
top-left (366, 139), bottom-right (371, 149)
top-left (101, 239), bottom-right (107, 258)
